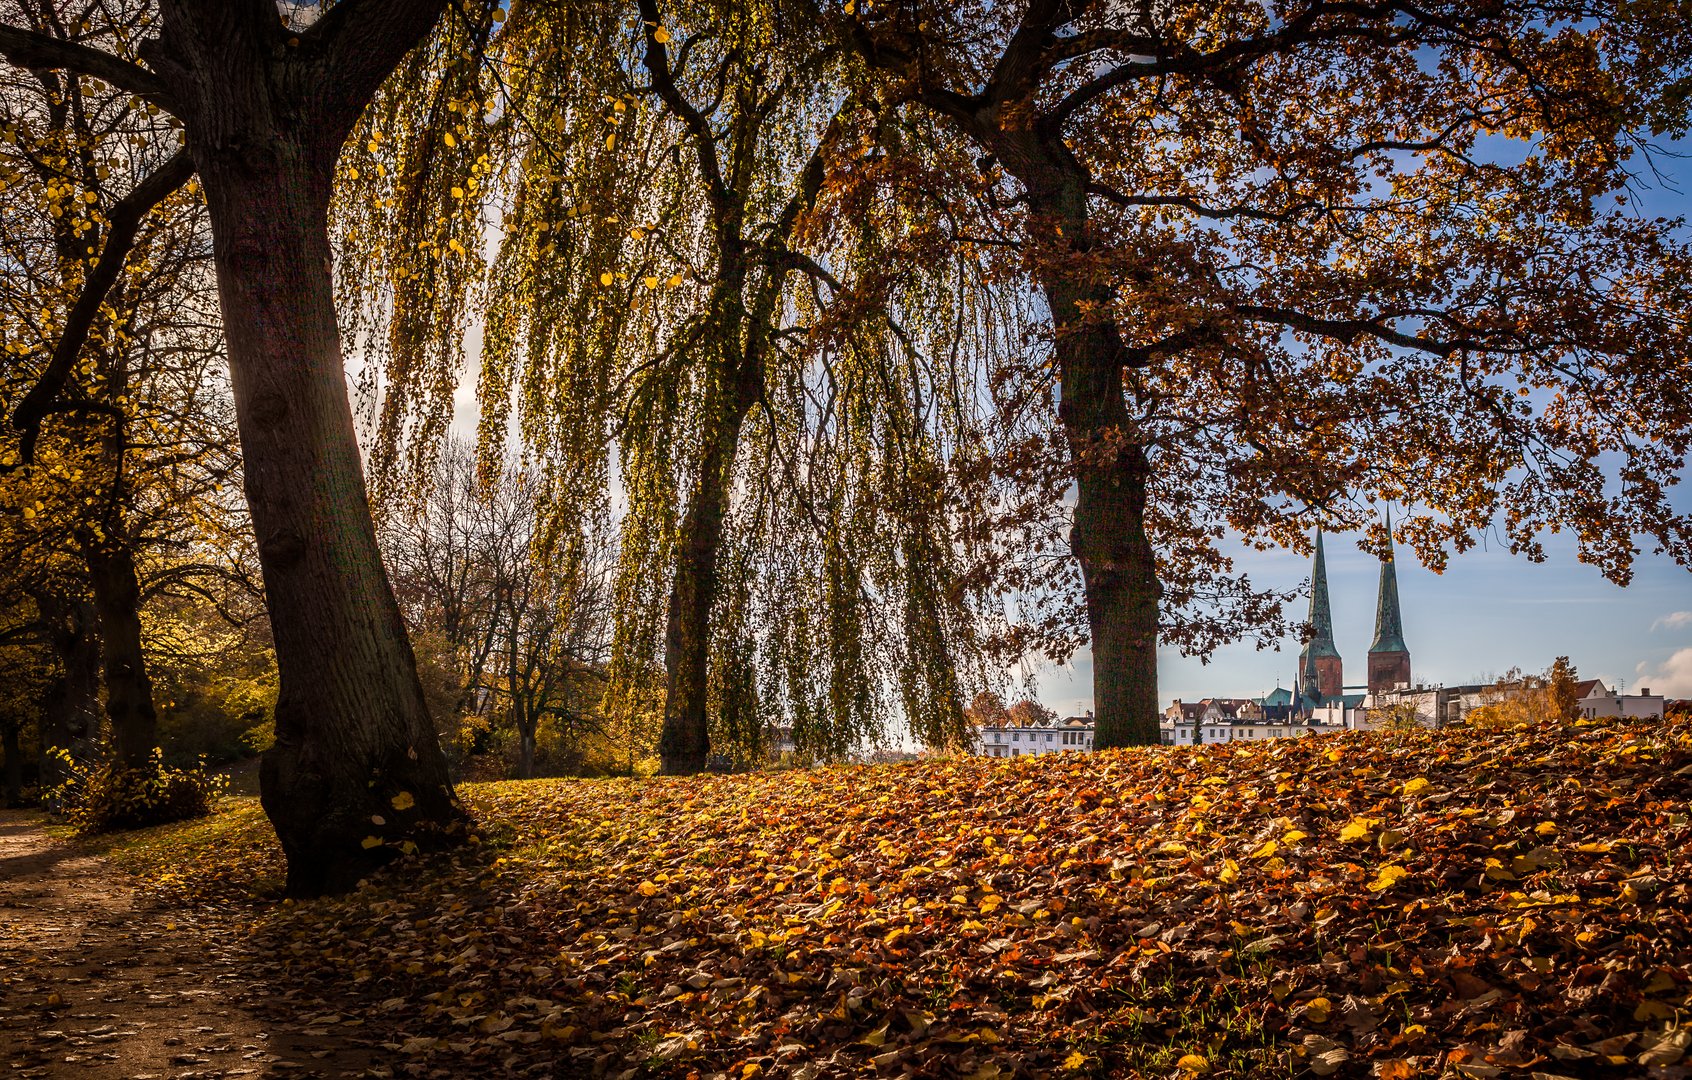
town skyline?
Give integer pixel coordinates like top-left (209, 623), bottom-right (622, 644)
top-left (1035, 522), bottom-right (1692, 718)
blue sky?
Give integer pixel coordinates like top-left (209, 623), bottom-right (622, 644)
top-left (1032, 524), bottom-right (1692, 714)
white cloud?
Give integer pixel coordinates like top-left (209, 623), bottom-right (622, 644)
top-left (1635, 648), bottom-right (1692, 698)
top-left (1653, 611), bottom-right (1692, 633)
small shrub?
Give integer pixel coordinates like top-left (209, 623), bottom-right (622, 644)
top-left (48, 748), bottom-right (227, 835)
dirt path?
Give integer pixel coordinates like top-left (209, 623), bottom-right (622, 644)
top-left (0, 810), bottom-right (384, 1079)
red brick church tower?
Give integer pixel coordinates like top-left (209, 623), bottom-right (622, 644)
top-left (1367, 519), bottom-right (1412, 692)
top-left (1297, 530), bottom-right (1344, 702)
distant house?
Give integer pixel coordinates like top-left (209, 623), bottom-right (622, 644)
top-left (1160, 690), bottom-right (1333, 744)
top-left (975, 712), bottom-right (1094, 758)
top-left (1576, 679), bottom-right (1665, 721)
top-left (1360, 684), bottom-right (1489, 729)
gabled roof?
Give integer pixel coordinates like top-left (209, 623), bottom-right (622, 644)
top-left (1575, 679), bottom-right (1609, 700)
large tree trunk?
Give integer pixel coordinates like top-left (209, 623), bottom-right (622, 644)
top-left (516, 722), bottom-right (537, 781)
top-left (85, 543), bottom-right (158, 769)
top-left (1049, 298), bottom-right (1162, 749)
top-left (1017, 157), bottom-right (1163, 748)
top-left (147, 0), bottom-right (463, 895)
top-left (659, 392), bottom-right (749, 775)
top-left (199, 153), bottom-right (464, 894)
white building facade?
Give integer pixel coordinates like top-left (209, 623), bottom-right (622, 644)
top-left (975, 715), bottom-right (1095, 758)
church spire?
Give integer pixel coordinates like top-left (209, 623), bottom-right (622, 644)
top-left (1370, 513), bottom-right (1407, 654)
top-left (1299, 529), bottom-right (1343, 699)
top-left (1367, 509), bottom-right (1412, 692)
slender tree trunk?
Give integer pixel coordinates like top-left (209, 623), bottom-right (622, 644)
top-left (659, 402), bottom-right (745, 775)
top-left (2, 720), bottom-right (23, 807)
top-left (85, 544), bottom-right (158, 769)
top-left (38, 595), bottom-right (100, 789)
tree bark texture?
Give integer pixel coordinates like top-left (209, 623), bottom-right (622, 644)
top-left (659, 387), bottom-right (751, 775)
top-left (85, 543), bottom-right (158, 769)
top-left (150, 0), bottom-right (463, 895)
top-left (1007, 143), bottom-right (1163, 748)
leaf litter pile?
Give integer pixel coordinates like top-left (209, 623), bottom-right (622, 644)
top-left (103, 716), bottom-right (1692, 1078)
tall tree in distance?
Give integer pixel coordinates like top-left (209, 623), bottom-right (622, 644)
top-left (838, 0), bottom-right (1692, 747)
top-left (0, 0), bottom-right (469, 894)
top-left (0, 4), bottom-right (233, 771)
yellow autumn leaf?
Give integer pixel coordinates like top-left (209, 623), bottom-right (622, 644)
top-left (643, 275), bottom-right (659, 289)
top-left (1402, 777), bottom-right (1431, 796)
top-left (1248, 839), bottom-right (1278, 859)
top-left (629, 227), bottom-right (646, 240)
top-left (653, 26), bottom-right (671, 43)
top-left (1535, 821), bottom-right (1558, 836)
top-left (884, 926), bottom-right (911, 946)
top-left (1176, 1053), bottom-right (1210, 1074)
top-left (443, 131), bottom-right (457, 148)
top-left (599, 272), bottom-right (614, 286)
top-left (1338, 816), bottom-right (1378, 842)
top-left (636, 880), bottom-right (658, 896)
top-left (361, 836), bottom-right (383, 849)
top-left (1576, 841), bottom-right (1612, 853)
top-left (1218, 858), bottom-right (1239, 884)
top-left (390, 791), bottom-right (415, 810)
top-left (1282, 829), bottom-right (1308, 844)
top-left (1062, 1050), bottom-right (1088, 1071)
top-left (666, 273), bottom-right (684, 287)
top-left (1368, 865), bottom-right (1410, 892)
top-left (1304, 996), bottom-right (1332, 1023)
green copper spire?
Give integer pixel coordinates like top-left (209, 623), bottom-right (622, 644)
top-left (1371, 512), bottom-right (1408, 654)
top-left (1300, 529), bottom-right (1340, 661)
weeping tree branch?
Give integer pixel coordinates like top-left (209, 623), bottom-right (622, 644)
top-left (9, 149), bottom-right (194, 466)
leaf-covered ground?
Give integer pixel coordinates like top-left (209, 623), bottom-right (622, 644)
top-left (96, 717), bottom-right (1692, 1079)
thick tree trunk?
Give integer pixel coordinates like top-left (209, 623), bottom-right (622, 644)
top-left (193, 130), bottom-right (465, 896)
top-left (86, 544), bottom-right (158, 769)
top-left (1051, 309), bottom-right (1162, 748)
top-left (659, 396), bottom-right (748, 775)
top-left (138, 0), bottom-right (464, 895)
top-left (1022, 166), bottom-right (1163, 748)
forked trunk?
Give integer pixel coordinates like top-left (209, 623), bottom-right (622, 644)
top-left (86, 543), bottom-right (158, 769)
top-left (195, 136), bottom-right (465, 896)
